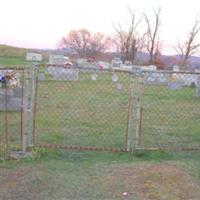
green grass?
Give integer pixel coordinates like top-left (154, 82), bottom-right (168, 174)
top-left (1, 150), bottom-right (200, 200)
top-left (0, 56), bottom-right (27, 66)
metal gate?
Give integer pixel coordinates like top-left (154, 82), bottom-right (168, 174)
top-left (33, 66), bottom-right (133, 151)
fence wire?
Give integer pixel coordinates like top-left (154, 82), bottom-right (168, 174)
top-left (34, 66), bottom-right (131, 151)
top-left (137, 70), bottom-right (200, 150)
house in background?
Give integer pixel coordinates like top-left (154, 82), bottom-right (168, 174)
top-left (26, 53), bottom-right (42, 62)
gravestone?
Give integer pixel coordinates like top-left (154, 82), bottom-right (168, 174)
top-left (144, 72), bottom-right (167, 85)
top-left (0, 87), bottom-right (22, 111)
top-left (173, 65), bottom-right (180, 72)
top-left (48, 67), bottom-right (79, 81)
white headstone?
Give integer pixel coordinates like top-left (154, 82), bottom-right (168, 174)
top-left (112, 74), bottom-right (118, 82)
top-left (173, 65), bottom-right (180, 72)
top-left (91, 74), bottom-right (98, 81)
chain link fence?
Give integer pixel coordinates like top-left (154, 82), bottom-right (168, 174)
top-left (34, 66), bottom-right (131, 151)
top-left (135, 70), bottom-right (200, 150)
top-left (1, 65), bottom-right (200, 155)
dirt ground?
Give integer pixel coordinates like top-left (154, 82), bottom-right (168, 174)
top-left (101, 162), bottom-right (200, 200)
top-left (1, 162), bottom-right (200, 200)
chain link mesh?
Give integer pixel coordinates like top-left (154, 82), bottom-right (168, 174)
top-left (137, 70), bottom-right (200, 150)
top-left (34, 66), bottom-right (131, 150)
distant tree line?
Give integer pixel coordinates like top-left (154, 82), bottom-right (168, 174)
top-left (59, 8), bottom-right (200, 70)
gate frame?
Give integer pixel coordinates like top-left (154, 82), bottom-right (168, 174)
top-left (32, 65), bottom-right (135, 152)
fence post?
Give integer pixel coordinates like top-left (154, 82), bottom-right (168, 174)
top-left (131, 66), bottom-right (143, 151)
top-left (196, 75), bottom-right (200, 97)
top-left (126, 82), bottom-right (134, 151)
top-left (22, 64), bottom-right (37, 151)
top-left (135, 105), bottom-right (142, 148)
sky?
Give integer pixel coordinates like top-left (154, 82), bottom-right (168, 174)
top-left (0, 0), bottom-right (200, 55)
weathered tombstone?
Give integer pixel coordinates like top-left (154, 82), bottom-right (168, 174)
top-left (91, 73), bottom-right (98, 81)
top-left (0, 89), bottom-right (22, 111)
top-left (0, 71), bottom-right (22, 111)
top-left (13, 87), bottom-right (23, 98)
top-left (173, 65), bottom-right (180, 72)
top-left (52, 68), bottom-right (79, 81)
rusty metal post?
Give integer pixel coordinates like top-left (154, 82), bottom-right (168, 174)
top-left (5, 84), bottom-right (8, 147)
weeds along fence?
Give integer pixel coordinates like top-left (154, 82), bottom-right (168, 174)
top-left (1, 65), bottom-right (200, 155)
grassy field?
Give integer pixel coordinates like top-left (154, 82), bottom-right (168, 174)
top-left (1, 55), bottom-right (200, 199)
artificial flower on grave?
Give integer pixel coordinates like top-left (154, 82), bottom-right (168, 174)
top-left (0, 75), bottom-right (7, 87)
top-left (0, 71), bottom-right (20, 88)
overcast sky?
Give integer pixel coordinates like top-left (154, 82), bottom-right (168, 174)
top-left (0, 0), bottom-right (200, 55)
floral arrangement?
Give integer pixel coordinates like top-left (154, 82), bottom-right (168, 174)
top-left (0, 71), bottom-right (20, 88)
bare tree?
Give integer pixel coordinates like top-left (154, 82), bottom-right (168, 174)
top-left (175, 18), bottom-right (200, 69)
top-left (61, 29), bottom-right (110, 58)
top-left (88, 32), bottom-right (111, 58)
top-left (113, 8), bottom-right (143, 64)
top-left (144, 8), bottom-right (161, 64)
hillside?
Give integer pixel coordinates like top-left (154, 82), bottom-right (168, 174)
top-left (0, 44), bottom-right (49, 66)
top-left (0, 44), bottom-right (30, 57)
